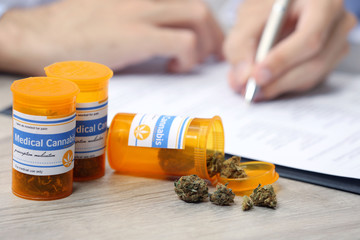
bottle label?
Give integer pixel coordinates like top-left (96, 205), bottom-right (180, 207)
top-left (12, 110), bottom-right (76, 176)
top-left (75, 100), bottom-right (108, 159)
top-left (128, 114), bottom-right (193, 149)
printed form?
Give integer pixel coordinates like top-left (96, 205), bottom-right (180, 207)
top-left (108, 62), bottom-right (360, 179)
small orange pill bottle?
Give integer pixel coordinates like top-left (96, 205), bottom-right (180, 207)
top-left (11, 77), bottom-right (79, 200)
top-left (45, 61), bottom-right (113, 181)
top-left (107, 113), bottom-right (225, 183)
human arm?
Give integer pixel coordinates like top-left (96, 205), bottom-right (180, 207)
top-left (0, 0), bottom-right (224, 75)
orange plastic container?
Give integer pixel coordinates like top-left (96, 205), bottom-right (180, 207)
top-left (11, 77), bottom-right (79, 200)
top-left (45, 61), bottom-right (113, 181)
top-left (107, 113), bottom-right (224, 182)
top-left (107, 113), bottom-right (279, 193)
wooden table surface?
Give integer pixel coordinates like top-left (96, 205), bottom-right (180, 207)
top-left (1, 71), bottom-right (360, 240)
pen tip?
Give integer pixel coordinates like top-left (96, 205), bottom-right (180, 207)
top-left (244, 78), bottom-right (257, 103)
top-left (244, 94), bottom-right (254, 104)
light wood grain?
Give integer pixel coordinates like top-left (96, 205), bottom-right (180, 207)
top-left (1, 158), bottom-right (360, 239)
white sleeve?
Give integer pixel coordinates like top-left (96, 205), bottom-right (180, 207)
top-left (0, 0), bottom-right (59, 19)
top-left (0, 4), bottom-right (9, 19)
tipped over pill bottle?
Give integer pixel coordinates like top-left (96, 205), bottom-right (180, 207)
top-left (45, 61), bottom-right (113, 181)
top-left (107, 113), bottom-right (224, 183)
top-left (11, 77), bottom-right (79, 200)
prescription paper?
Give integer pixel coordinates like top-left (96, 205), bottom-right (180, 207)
top-left (108, 61), bottom-right (360, 179)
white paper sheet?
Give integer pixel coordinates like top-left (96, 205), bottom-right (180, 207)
top-left (108, 62), bottom-right (360, 179)
top-left (349, 25), bottom-right (360, 44)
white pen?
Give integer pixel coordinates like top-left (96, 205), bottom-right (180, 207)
top-left (244, 0), bottom-right (291, 103)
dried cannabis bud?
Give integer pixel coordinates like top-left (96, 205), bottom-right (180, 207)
top-left (206, 152), bottom-right (225, 177)
top-left (242, 195), bottom-right (254, 211)
top-left (174, 175), bottom-right (208, 203)
top-left (12, 170), bottom-right (72, 198)
top-left (250, 184), bottom-right (277, 209)
top-left (209, 183), bottom-right (235, 206)
top-left (220, 156), bottom-right (247, 179)
top-left (74, 155), bottom-right (105, 180)
top-left (159, 148), bottom-right (194, 174)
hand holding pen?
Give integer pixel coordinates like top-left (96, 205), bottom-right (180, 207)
top-left (224, 0), bottom-right (357, 102)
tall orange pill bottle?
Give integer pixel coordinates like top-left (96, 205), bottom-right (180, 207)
top-left (11, 77), bottom-right (79, 200)
top-left (107, 113), bottom-right (225, 183)
top-left (45, 61), bottom-right (113, 181)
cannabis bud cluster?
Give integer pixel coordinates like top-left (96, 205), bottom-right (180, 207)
top-left (242, 195), bottom-right (254, 211)
top-left (206, 152), bottom-right (224, 177)
top-left (174, 175), bottom-right (235, 206)
top-left (174, 175), bottom-right (278, 210)
top-left (209, 183), bottom-right (235, 206)
top-left (158, 148), bottom-right (194, 174)
top-left (207, 153), bottom-right (247, 179)
top-left (242, 184), bottom-right (277, 211)
top-left (220, 156), bottom-right (247, 178)
top-left (250, 184), bottom-right (277, 208)
top-left (174, 175), bottom-right (208, 203)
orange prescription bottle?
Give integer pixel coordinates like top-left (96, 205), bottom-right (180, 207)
top-left (107, 113), bottom-right (225, 183)
top-left (11, 77), bottom-right (79, 200)
top-left (45, 61), bottom-right (113, 181)
top-left (107, 113), bottom-right (279, 193)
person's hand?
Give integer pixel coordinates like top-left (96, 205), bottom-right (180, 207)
top-left (224, 0), bottom-right (357, 101)
top-left (0, 0), bottom-right (224, 75)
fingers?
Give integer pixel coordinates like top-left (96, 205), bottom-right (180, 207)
top-left (225, 0), bottom-right (274, 64)
top-left (228, 62), bottom-right (254, 93)
top-left (253, 0), bottom-right (347, 87)
top-left (147, 27), bottom-right (198, 73)
top-left (257, 11), bottom-right (356, 101)
top-left (207, 12), bottom-right (225, 59)
top-left (224, 0), bottom-right (274, 91)
top-left (148, 0), bottom-right (224, 62)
